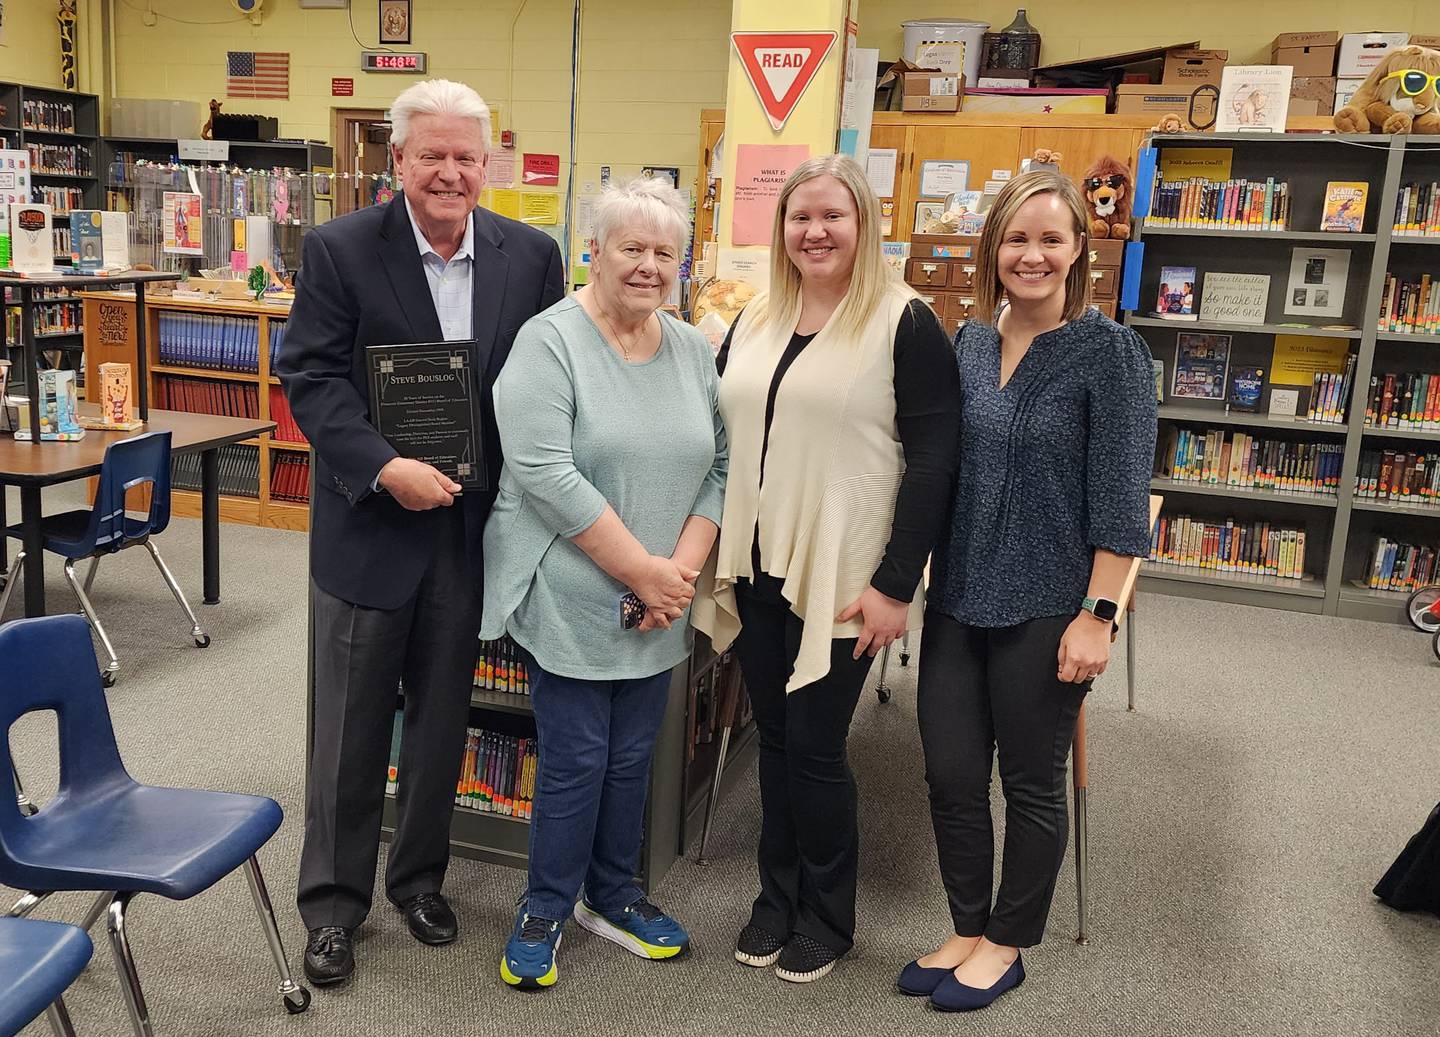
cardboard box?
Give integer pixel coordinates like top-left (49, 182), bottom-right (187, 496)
top-left (1163, 48), bottom-right (1228, 87)
top-left (1291, 76), bottom-right (1337, 112)
top-left (1114, 84), bottom-right (1217, 128)
top-left (963, 87), bottom-right (1106, 115)
top-left (1337, 32), bottom-right (1410, 77)
top-left (1335, 77), bottom-right (1366, 114)
top-left (903, 93), bottom-right (960, 112)
top-left (1289, 98), bottom-right (1320, 117)
top-left (1409, 35), bottom-right (1440, 50)
top-left (1271, 32), bottom-right (1338, 77)
top-left (902, 71), bottom-right (961, 97)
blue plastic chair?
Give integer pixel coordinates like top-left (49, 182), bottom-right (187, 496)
top-left (0, 431), bottom-right (210, 686)
top-left (0, 615), bottom-right (310, 1036)
top-left (0, 916), bottom-right (92, 1037)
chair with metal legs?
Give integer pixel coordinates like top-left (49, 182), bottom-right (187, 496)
top-left (696, 661), bottom-right (745, 864)
top-left (1071, 494), bottom-right (1159, 945)
top-left (874, 630), bottom-right (912, 703)
top-left (0, 615), bottom-right (310, 1037)
top-left (0, 431), bottom-right (209, 686)
top-left (0, 916), bottom-right (93, 1037)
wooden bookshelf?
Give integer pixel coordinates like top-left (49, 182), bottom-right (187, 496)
top-left (78, 290), bottom-right (307, 531)
top-left (1132, 132), bottom-right (1440, 624)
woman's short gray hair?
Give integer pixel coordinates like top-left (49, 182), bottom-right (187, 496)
top-left (390, 79), bottom-right (492, 152)
top-left (592, 176), bottom-right (690, 253)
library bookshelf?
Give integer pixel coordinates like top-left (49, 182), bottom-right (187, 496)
top-left (79, 290), bottom-right (309, 531)
top-left (1129, 132), bottom-right (1440, 626)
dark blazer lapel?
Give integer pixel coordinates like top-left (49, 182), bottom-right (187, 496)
top-left (377, 194), bottom-right (443, 343)
top-left (471, 207), bottom-right (509, 379)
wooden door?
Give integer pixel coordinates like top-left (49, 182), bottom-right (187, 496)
top-left (901, 124), bottom-right (1022, 242)
top-left (1017, 126), bottom-right (1148, 181)
top-left (331, 107), bottom-right (391, 217)
top-left (867, 123), bottom-right (910, 242)
top-left (694, 110), bottom-right (725, 256)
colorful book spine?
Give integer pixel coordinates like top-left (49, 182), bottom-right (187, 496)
top-left (1146, 176), bottom-right (1292, 231)
top-left (1151, 513), bottom-right (1308, 579)
top-left (1366, 536), bottom-right (1440, 591)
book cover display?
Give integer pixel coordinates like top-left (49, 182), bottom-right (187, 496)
top-left (80, 362), bottom-right (145, 431)
top-left (1157, 266), bottom-right (1197, 320)
top-left (1228, 366), bottom-right (1265, 412)
top-left (14, 369), bottom-right (85, 441)
top-left (0, 150), bottom-right (33, 268)
top-left (1173, 332), bottom-right (1231, 400)
top-left (1321, 182), bottom-right (1368, 232)
top-left (7, 203), bottom-right (53, 274)
top-left (1216, 65), bottom-right (1293, 133)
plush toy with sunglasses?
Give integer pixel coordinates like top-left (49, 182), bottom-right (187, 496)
top-left (1334, 45), bottom-right (1440, 135)
top-left (1081, 156), bottom-right (1133, 240)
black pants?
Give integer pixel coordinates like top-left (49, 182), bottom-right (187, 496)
top-left (297, 506), bottom-right (480, 931)
top-left (733, 575), bottom-right (875, 955)
top-left (917, 611), bottom-right (1087, 948)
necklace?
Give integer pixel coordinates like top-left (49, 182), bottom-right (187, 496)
top-left (596, 305), bottom-right (648, 362)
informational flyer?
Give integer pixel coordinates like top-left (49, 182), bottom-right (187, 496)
top-left (1270, 335), bottom-right (1350, 385)
top-left (163, 191), bottom-right (203, 255)
top-left (522, 153), bottom-right (560, 187)
top-left (1285, 247), bottom-right (1350, 318)
top-left (488, 148), bottom-right (517, 189)
top-left (731, 143), bottom-right (810, 246)
top-left (520, 192), bottom-right (560, 226)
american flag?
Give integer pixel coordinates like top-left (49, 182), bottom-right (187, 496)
top-left (227, 51), bottom-right (290, 99)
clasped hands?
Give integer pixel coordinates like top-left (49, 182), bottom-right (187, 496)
top-left (631, 555), bottom-right (699, 633)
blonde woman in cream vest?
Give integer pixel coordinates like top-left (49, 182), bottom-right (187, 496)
top-left (694, 154), bottom-right (960, 983)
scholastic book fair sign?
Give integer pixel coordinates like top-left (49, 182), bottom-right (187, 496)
top-left (732, 31), bottom-right (838, 132)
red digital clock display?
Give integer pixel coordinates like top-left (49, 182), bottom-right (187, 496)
top-left (361, 51), bottom-right (427, 73)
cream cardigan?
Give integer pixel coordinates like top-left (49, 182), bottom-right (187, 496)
top-left (693, 288), bottom-right (923, 692)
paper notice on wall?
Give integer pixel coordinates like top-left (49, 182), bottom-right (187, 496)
top-left (866, 148), bottom-right (897, 198)
top-left (919, 160), bottom-right (969, 198)
top-left (490, 189), bottom-right (521, 220)
top-left (576, 194), bottom-right (598, 243)
top-left (717, 247), bottom-right (769, 289)
top-left (163, 191), bottom-right (203, 255)
top-left (488, 148), bottom-right (517, 189)
top-left (520, 192), bottom-right (560, 225)
top-left (522, 153), bottom-right (561, 187)
top-left (732, 143), bottom-right (810, 247)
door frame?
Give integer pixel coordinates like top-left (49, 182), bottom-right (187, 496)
top-left (331, 107), bottom-right (391, 216)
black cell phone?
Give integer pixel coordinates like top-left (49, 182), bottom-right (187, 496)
top-left (620, 592), bottom-right (647, 630)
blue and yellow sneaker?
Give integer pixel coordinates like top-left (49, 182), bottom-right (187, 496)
top-left (500, 911), bottom-right (563, 990)
top-left (574, 896), bottom-right (689, 960)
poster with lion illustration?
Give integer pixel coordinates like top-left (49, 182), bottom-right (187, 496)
top-left (1216, 65), bottom-right (1293, 133)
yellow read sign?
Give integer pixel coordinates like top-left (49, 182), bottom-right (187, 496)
top-left (1271, 335), bottom-right (1350, 385)
top-left (1158, 147), bottom-right (1233, 183)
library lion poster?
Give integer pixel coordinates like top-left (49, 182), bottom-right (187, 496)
top-left (163, 191), bottom-right (203, 256)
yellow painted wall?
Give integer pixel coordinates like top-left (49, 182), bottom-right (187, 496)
top-left (1, 0), bottom-right (70, 90)
top-left (858, 2), bottom-right (1439, 66)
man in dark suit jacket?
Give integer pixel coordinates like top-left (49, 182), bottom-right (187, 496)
top-left (278, 79), bottom-right (563, 987)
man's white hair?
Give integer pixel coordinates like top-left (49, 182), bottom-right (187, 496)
top-left (592, 176), bottom-right (690, 253)
top-left (389, 79), bottom-right (491, 152)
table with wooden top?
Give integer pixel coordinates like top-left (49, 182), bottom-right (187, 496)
top-left (0, 407), bottom-right (275, 618)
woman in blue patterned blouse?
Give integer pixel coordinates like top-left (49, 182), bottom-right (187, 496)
top-left (898, 169), bottom-right (1156, 1012)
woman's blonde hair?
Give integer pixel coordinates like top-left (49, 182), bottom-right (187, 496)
top-left (755, 154), bottom-right (912, 337)
top-left (974, 169), bottom-right (1091, 325)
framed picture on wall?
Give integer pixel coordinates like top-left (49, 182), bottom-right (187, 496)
top-left (379, 0), bottom-right (412, 45)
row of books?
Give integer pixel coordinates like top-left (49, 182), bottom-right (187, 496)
top-left (1151, 514), bottom-right (1308, 580)
top-left (171, 444), bottom-right (260, 499)
top-left (1364, 537), bottom-right (1440, 592)
top-left (1393, 182), bottom-right (1440, 237)
top-left (1355, 450), bottom-right (1440, 505)
top-left (4, 302), bottom-right (81, 337)
top-left (269, 321), bottom-right (287, 370)
top-left (270, 453), bottom-right (311, 504)
top-left (1363, 371), bottom-right (1440, 431)
top-left (51, 225), bottom-right (70, 258)
top-left (158, 313), bottom-right (264, 373)
top-left (1303, 356), bottom-right (1357, 424)
top-left (266, 386), bottom-right (307, 445)
top-left (474, 637), bottom-right (529, 695)
top-left (384, 714), bottom-right (537, 819)
top-left (155, 374), bottom-right (261, 419)
top-left (35, 186), bottom-right (85, 215)
top-left (27, 143), bottom-right (93, 177)
top-left (1144, 177), bottom-right (1292, 231)
top-left (1158, 428), bottom-right (1342, 496)
top-left (21, 99), bottom-right (78, 134)
top-left (1378, 273), bottom-right (1439, 335)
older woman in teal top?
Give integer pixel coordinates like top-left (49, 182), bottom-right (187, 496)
top-left (481, 177), bottom-right (727, 990)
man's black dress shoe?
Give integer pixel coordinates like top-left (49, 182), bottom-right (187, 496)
top-left (398, 892), bottom-right (458, 945)
top-left (303, 926), bottom-right (354, 986)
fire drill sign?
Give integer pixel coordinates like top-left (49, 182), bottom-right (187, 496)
top-left (731, 31), bottom-right (838, 132)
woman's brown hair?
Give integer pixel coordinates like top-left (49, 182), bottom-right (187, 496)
top-left (973, 169), bottom-right (1091, 325)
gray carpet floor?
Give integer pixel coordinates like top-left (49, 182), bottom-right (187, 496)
top-left (4, 483), bottom-right (1440, 1037)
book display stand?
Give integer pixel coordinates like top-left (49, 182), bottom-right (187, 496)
top-left (1128, 132), bottom-right (1440, 624)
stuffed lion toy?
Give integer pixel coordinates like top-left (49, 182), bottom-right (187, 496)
top-left (1081, 156), bottom-right (1133, 240)
top-left (1335, 45), bottom-right (1440, 135)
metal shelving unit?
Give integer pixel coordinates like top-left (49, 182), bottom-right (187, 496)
top-left (1131, 132), bottom-right (1440, 623)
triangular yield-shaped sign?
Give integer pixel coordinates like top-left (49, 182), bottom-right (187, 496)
top-left (732, 31), bottom-right (838, 132)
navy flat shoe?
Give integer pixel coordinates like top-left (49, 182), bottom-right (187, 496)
top-left (929, 954), bottom-right (1025, 1012)
top-left (897, 959), bottom-right (952, 996)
